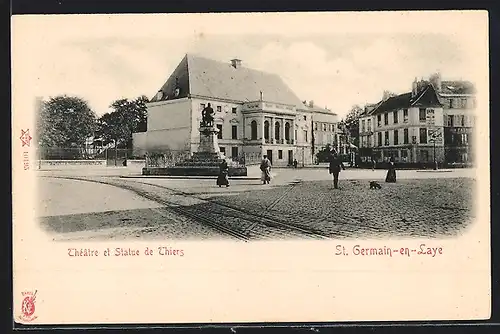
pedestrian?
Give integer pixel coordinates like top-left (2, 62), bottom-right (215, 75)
top-left (293, 159), bottom-right (298, 168)
top-left (260, 155), bottom-right (272, 184)
top-left (385, 157), bottom-right (397, 183)
top-left (328, 150), bottom-right (345, 189)
top-left (217, 159), bottom-right (230, 187)
top-left (372, 157), bottom-right (376, 171)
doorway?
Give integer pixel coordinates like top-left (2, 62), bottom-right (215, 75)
top-left (266, 149), bottom-right (273, 164)
top-left (288, 150), bottom-right (293, 165)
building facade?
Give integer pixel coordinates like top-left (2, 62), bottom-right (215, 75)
top-left (358, 74), bottom-right (476, 166)
top-left (133, 54), bottom-right (337, 167)
top-left (428, 73), bottom-right (476, 165)
top-left (358, 81), bottom-right (444, 165)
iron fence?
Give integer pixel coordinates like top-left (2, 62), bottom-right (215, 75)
top-left (37, 147), bottom-right (141, 161)
top-left (145, 150), bottom-right (192, 168)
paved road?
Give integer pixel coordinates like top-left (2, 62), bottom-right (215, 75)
top-left (37, 167), bottom-right (476, 241)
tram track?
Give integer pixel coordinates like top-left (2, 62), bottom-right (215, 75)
top-left (121, 178), bottom-right (330, 240)
top-left (45, 176), bottom-right (326, 241)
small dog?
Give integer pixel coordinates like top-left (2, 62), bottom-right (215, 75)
top-left (369, 181), bottom-right (382, 189)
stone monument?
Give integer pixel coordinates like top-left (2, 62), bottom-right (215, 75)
top-left (142, 103), bottom-right (247, 176)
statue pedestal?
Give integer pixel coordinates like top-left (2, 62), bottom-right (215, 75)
top-left (142, 124), bottom-right (247, 176)
top-left (198, 125), bottom-right (223, 157)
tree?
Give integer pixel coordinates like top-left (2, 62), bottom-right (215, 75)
top-left (96, 95), bottom-right (149, 148)
top-left (344, 104), bottom-right (363, 147)
top-left (36, 95), bottom-right (97, 147)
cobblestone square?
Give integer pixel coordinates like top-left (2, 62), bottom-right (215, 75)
top-left (38, 169), bottom-right (476, 240)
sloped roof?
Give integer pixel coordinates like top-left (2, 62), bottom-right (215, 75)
top-left (440, 80), bottom-right (476, 94)
top-left (367, 84), bottom-right (442, 116)
top-left (150, 54), bottom-right (305, 108)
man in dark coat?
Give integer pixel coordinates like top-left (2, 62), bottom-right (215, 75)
top-left (329, 150), bottom-right (345, 189)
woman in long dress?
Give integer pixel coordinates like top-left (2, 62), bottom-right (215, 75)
top-left (217, 160), bottom-right (230, 187)
top-left (260, 155), bottom-right (272, 184)
top-left (385, 157), bottom-right (397, 183)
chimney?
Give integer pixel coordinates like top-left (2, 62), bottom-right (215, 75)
top-left (156, 90), bottom-right (164, 100)
top-left (308, 100), bottom-right (314, 108)
top-left (429, 72), bottom-right (442, 92)
top-left (230, 58), bottom-right (242, 69)
top-left (382, 90), bottom-right (394, 101)
top-left (411, 77), bottom-right (418, 97)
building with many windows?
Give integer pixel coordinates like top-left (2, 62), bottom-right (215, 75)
top-left (358, 80), bottom-right (444, 165)
top-left (133, 54), bottom-right (338, 166)
top-left (358, 74), bottom-right (476, 166)
top-left (428, 73), bottom-right (476, 165)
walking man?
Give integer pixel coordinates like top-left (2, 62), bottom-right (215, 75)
top-left (328, 150), bottom-right (345, 189)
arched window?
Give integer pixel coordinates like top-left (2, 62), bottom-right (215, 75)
top-left (264, 121), bottom-right (270, 139)
top-left (251, 120), bottom-right (257, 140)
top-left (284, 122), bottom-right (290, 141)
top-left (275, 122), bottom-right (280, 141)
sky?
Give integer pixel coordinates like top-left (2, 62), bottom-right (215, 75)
top-left (12, 11), bottom-right (487, 119)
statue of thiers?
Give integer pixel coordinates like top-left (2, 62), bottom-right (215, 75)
top-left (201, 103), bottom-right (215, 127)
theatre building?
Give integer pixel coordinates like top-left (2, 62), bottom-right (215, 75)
top-left (133, 54), bottom-right (337, 166)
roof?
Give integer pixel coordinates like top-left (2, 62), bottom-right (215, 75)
top-left (300, 102), bottom-right (337, 116)
top-left (150, 54), bottom-right (305, 109)
top-left (440, 80), bottom-right (476, 95)
top-left (364, 84), bottom-right (442, 116)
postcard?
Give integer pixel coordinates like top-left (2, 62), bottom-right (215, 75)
top-left (12, 11), bottom-right (490, 325)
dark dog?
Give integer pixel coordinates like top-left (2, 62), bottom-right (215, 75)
top-left (369, 181), bottom-right (382, 189)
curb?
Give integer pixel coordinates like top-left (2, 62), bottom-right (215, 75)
top-left (415, 170), bottom-right (453, 173)
top-left (120, 175), bottom-right (262, 180)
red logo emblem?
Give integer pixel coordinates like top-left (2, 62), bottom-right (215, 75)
top-left (20, 129), bottom-right (32, 147)
top-left (19, 290), bottom-right (37, 322)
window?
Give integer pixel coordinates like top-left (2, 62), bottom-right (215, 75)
top-left (295, 130), bottom-right (297, 141)
top-left (284, 122), bottom-right (290, 141)
top-left (393, 111), bottom-right (398, 124)
top-left (367, 119), bottom-right (372, 131)
top-left (377, 115), bottom-right (382, 127)
top-left (278, 150), bottom-right (283, 159)
top-left (404, 129), bottom-right (409, 144)
top-left (216, 124), bottom-right (223, 139)
top-left (323, 123), bottom-right (327, 131)
top-left (384, 113), bottom-right (389, 125)
top-left (361, 120), bottom-right (366, 132)
top-left (231, 147), bottom-right (238, 158)
top-left (232, 125), bottom-right (238, 139)
top-left (304, 131), bottom-right (308, 142)
top-left (264, 121), bottom-right (270, 140)
top-left (394, 130), bottom-right (399, 145)
top-left (216, 106), bottom-right (222, 112)
top-left (275, 122), bottom-right (281, 140)
top-left (401, 150), bottom-right (408, 158)
top-left (251, 121), bottom-right (257, 140)
top-left (419, 128), bottom-right (427, 144)
top-left (403, 109), bottom-right (408, 123)
top-left (200, 103), bottom-right (206, 111)
top-left (461, 99), bottom-right (467, 108)
top-left (232, 107), bottom-right (237, 114)
top-left (303, 115), bottom-right (307, 121)
top-left (419, 108), bottom-right (426, 122)
top-left (378, 132), bottom-right (382, 146)
top-left (447, 115), bottom-right (454, 127)
top-left (461, 133), bottom-right (469, 145)
top-left (384, 131), bottom-right (389, 146)
top-left (460, 115), bottom-right (465, 126)
top-left (314, 122), bottom-right (318, 131)
top-left (448, 99), bottom-right (453, 108)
